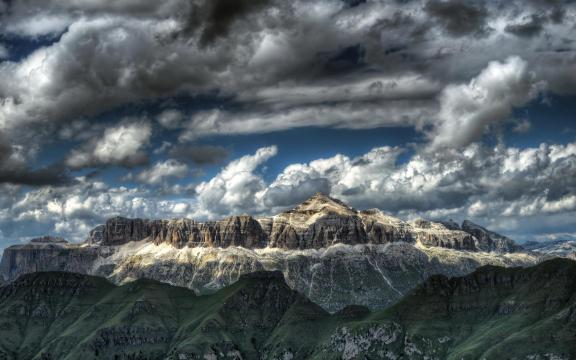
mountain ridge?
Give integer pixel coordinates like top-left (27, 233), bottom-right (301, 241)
top-left (0, 193), bottom-right (540, 312)
top-left (77, 192), bottom-right (522, 252)
top-left (0, 258), bottom-right (574, 359)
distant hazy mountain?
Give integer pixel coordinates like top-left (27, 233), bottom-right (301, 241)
top-left (524, 239), bottom-right (576, 259)
top-left (0, 258), bottom-right (574, 359)
top-left (0, 193), bottom-right (540, 311)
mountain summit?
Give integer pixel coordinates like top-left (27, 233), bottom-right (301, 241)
top-left (288, 192), bottom-right (356, 216)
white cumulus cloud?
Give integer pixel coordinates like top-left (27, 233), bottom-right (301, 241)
top-left (136, 159), bottom-right (188, 185)
top-left (66, 119), bottom-right (151, 169)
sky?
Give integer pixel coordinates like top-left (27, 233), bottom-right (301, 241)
top-left (0, 0), bottom-right (575, 248)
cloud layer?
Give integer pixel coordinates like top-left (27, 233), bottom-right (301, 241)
top-left (0, 0), bottom-right (574, 247)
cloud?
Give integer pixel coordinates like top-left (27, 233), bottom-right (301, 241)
top-left (263, 177), bottom-right (332, 207)
top-left (0, 132), bottom-right (72, 186)
top-left (198, 0), bottom-right (272, 46)
top-left (429, 56), bottom-right (543, 149)
top-left (188, 140), bottom-right (576, 239)
top-left (0, 16), bottom-right (210, 132)
top-left (4, 14), bottom-right (73, 37)
top-left (135, 159), bottom-right (188, 185)
top-left (156, 109), bottom-right (185, 129)
top-left (0, 165), bottom-right (72, 187)
top-left (505, 14), bottom-right (546, 38)
top-left (239, 74), bottom-right (441, 107)
top-left (193, 146), bottom-right (277, 218)
top-left (0, 43), bottom-right (8, 59)
top-left (258, 142), bottom-right (576, 239)
top-left (0, 0), bottom-right (186, 37)
top-left (0, 0), bottom-right (575, 142)
top-left (512, 119), bottom-right (532, 133)
top-left (0, 141), bottom-right (574, 245)
top-left (66, 119), bottom-right (152, 169)
top-left (169, 145), bottom-right (229, 165)
top-left (179, 101), bottom-right (436, 141)
top-left (0, 177), bottom-right (196, 245)
top-left (0, 0), bottom-right (575, 247)
top-left (424, 0), bottom-right (490, 37)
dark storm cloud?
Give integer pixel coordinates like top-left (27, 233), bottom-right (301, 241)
top-left (424, 0), bottom-right (490, 37)
top-left (505, 15), bottom-right (546, 38)
top-left (0, 133), bottom-right (72, 186)
top-left (527, 0), bottom-right (568, 23)
top-left (199, 0), bottom-right (272, 46)
top-left (169, 145), bottom-right (229, 165)
top-left (341, 0), bottom-right (367, 8)
top-left (0, 164), bottom-right (72, 187)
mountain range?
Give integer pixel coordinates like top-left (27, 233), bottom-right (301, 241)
top-left (0, 193), bottom-right (575, 359)
top-left (524, 240), bottom-right (576, 259)
top-left (0, 193), bottom-right (541, 311)
top-left (0, 258), bottom-right (574, 359)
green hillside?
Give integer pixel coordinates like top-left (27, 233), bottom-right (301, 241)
top-left (0, 259), bottom-right (574, 359)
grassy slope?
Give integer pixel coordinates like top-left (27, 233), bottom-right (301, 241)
top-left (363, 258), bottom-right (576, 359)
top-left (0, 259), bottom-right (573, 359)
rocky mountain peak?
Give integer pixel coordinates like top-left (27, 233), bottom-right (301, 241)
top-left (461, 220), bottom-right (521, 252)
top-left (288, 192), bottom-right (356, 216)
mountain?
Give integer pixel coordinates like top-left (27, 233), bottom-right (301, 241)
top-left (81, 193), bottom-right (518, 252)
top-left (524, 239), bottom-right (576, 259)
top-left (0, 193), bottom-right (540, 312)
top-left (317, 257), bottom-right (576, 360)
top-left (0, 259), bottom-right (574, 359)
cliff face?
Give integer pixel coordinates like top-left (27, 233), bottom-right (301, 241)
top-left (461, 219), bottom-right (522, 252)
top-left (83, 193), bottom-right (521, 252)
top-left (0, 237), bottom-right (99, 283)
top-left (411, 219), bottom-right (476, 250)
top-left (93, 216), bottom-right (268, 249)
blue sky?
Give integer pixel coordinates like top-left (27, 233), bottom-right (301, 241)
top-left (0, 0), bottom-right (575, 248)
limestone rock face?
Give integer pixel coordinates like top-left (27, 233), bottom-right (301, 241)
top-left (207, 215), bottom-right (267, 248)
top-left (267, 193), bottom-right (367, 249)
top-left (360, 209), bottom-right (414, 244)
top-left (82, 193), bottom-right (523, 253)
top-left (90, 216), bottom-right (268, 249)
top-left (412, 219), bottom-right (477, 250)
top-left (101, 217), bottom-right (151, 245)
top-left (0, 241), bottom-right (99, 282)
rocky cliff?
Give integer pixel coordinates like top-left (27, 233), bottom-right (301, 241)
top-left (82, 193), bottom-right (522, 252)
top-left (0, 193), bottom-right (538, 312)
